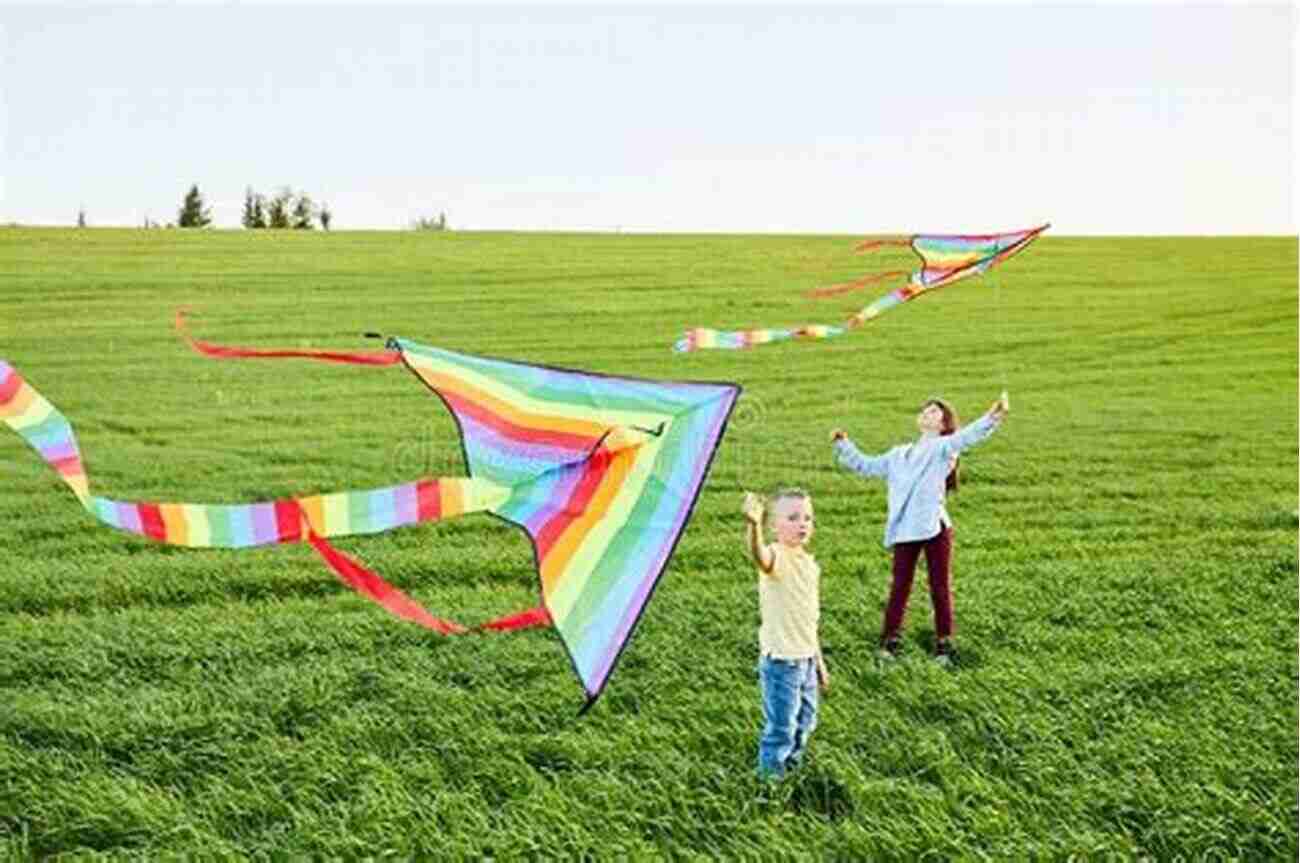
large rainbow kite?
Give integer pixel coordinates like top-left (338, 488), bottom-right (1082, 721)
top-left (1, 320), bottom-right (740, 710)
top-left (675, 224), bottom-right (1048, 352)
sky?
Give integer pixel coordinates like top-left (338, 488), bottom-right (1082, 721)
top-left (1, 3), bottom-right (1294, 234)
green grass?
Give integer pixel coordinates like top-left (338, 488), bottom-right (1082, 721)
top-left (1, 227), bottom-right (1296, 858)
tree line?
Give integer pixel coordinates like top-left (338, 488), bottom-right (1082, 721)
top-left (166, 183), bottom-right (331, 230)
top-left (239, 186), bottom-right (331, 230)
top-left (75, 184), bottom-right (451, 231)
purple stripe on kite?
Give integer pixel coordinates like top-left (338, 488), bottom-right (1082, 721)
top-left (37, 439), bottom-right (80, 462)
top-left (394, 482), bottom-right (419, 525)
top-left (116, 502), bottom-right (143, 533)
top-left (251, 503), bottom-right (278, 545)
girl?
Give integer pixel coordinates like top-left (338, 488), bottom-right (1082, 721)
top-left (831, 392), bottom-right (1009, 664)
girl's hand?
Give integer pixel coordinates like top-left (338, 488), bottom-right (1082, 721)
top-left (990, 391), bottom-right (1009, 420)
top-left (830, 428), bottom-right (847, 443)
top-left (741, 492), bottom-right (765, 525)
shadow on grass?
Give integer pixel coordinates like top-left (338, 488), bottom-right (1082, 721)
top-left (788, 768), bottom-right (855, 820)
top-left (916, 630), bottom-right (985, 671)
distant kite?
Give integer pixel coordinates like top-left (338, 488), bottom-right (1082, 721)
top-left (2, 316), bottom-right (739, 711)
top-left (675, 224), bottom-right (1048, 352)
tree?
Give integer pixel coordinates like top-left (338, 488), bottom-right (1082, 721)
top-left (177, 184), bottom-right (212, 228)
top-left (76, 208), bottom-right (86, 228)
top-left (411, 212), bottom-right (449, 231)
top-left (291, 193), bottom-right (314, 230)
top-left (318, 204), bottom-right (332, 231)
top-left (266, 188), bottom-right (292, 229)
top-left (241, 187), bottom-right (266, 229)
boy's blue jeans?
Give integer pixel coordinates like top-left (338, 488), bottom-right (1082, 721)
top-left (757, 654), bottom-right (819, 779)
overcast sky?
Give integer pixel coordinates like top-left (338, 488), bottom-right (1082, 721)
top-left (2, 3), bottom-right (1293, 234)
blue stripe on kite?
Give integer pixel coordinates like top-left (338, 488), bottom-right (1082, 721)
top-left (367, 486), bottom-right (401, 532)
top-left (227, 505), bottom-right (256, 548)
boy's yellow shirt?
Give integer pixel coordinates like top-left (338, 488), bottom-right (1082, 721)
top-left (757, 543), bottom-right (820, 660)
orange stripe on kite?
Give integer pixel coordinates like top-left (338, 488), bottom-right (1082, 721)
top-left (540, 446), bottom-right (638, 595)
top-left (159, 503), bottom-right (188, 545)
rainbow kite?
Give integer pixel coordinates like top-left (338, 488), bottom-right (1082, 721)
top-left (675, 224), bottom-right (1048, 352)
top-left (2, 323), bottom-right (740, 710)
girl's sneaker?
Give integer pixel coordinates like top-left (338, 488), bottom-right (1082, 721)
top-left (933, 639), bottom-right (957, 667)
top-left (877, 637), bottom-right (901, 661)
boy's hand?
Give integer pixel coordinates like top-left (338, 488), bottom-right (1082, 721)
top-left (741, 492), bottom-right (765, 525)
top-left (830, 428), bottom-right (847, 443)
top-left (817, 656), bottom-right (831, 692)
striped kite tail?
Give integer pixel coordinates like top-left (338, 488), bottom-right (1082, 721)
top-left (1, 360), bottom-right (92, 507)
top-left (674, 328), bottom-right (787, 352)
top-left (673, 325), bottom-right (846, 352)
top-left (1, 359), bottom-right (545, 635)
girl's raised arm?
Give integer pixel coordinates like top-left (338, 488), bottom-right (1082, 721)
top-left (943, 392), bottom-right (1010, 456)
top-left (831, 429), bottom-right (890, 478)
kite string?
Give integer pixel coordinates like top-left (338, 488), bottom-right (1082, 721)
top-left (995, 269), bottom-right (1009, 396)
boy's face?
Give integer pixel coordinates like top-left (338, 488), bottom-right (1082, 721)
top-left (771, 496), bottom-right (814, 547)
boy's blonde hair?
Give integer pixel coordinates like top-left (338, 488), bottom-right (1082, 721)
top-left (766, 487), bottom-right (811, 527)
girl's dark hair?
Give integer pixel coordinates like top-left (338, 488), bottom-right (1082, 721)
top-left (924, 398), bottom-right (961, 493)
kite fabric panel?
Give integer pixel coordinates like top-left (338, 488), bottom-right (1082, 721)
top-left (391, 339), bottom-right (740, 704)
top-left (675, 224), bottom-right (1048, 352)
top-left (1, 331), bottom-right (740, 710)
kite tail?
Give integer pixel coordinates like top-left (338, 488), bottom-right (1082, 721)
top-left (1, 360), bottom-right (92, 507)
top-left (852, 238), bottom-right (912, 253)
top-left (175, 310), bottom-right (402, 366)
top-left (304, 530), bottom-right (467, 634)
top-left (805, 269), bottom-right (909, 299)
top-left (304, 532), bottom-right (550, 634)
top-left (673, 325), bottom-right (846, 352)
top-left (1, 359), bottom-right (547, 634)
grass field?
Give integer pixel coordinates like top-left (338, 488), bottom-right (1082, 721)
top-left (1, 227), bottom-right (1296, 858)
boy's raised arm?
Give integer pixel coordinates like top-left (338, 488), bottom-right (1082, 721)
top-left (742, 492), bottom-right (775, 574)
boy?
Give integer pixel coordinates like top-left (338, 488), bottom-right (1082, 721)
top-left (743, 488), bottom-right (830, 780)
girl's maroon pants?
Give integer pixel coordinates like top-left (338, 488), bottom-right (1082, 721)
top-left (881, 526), bottom-right (953, 643)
